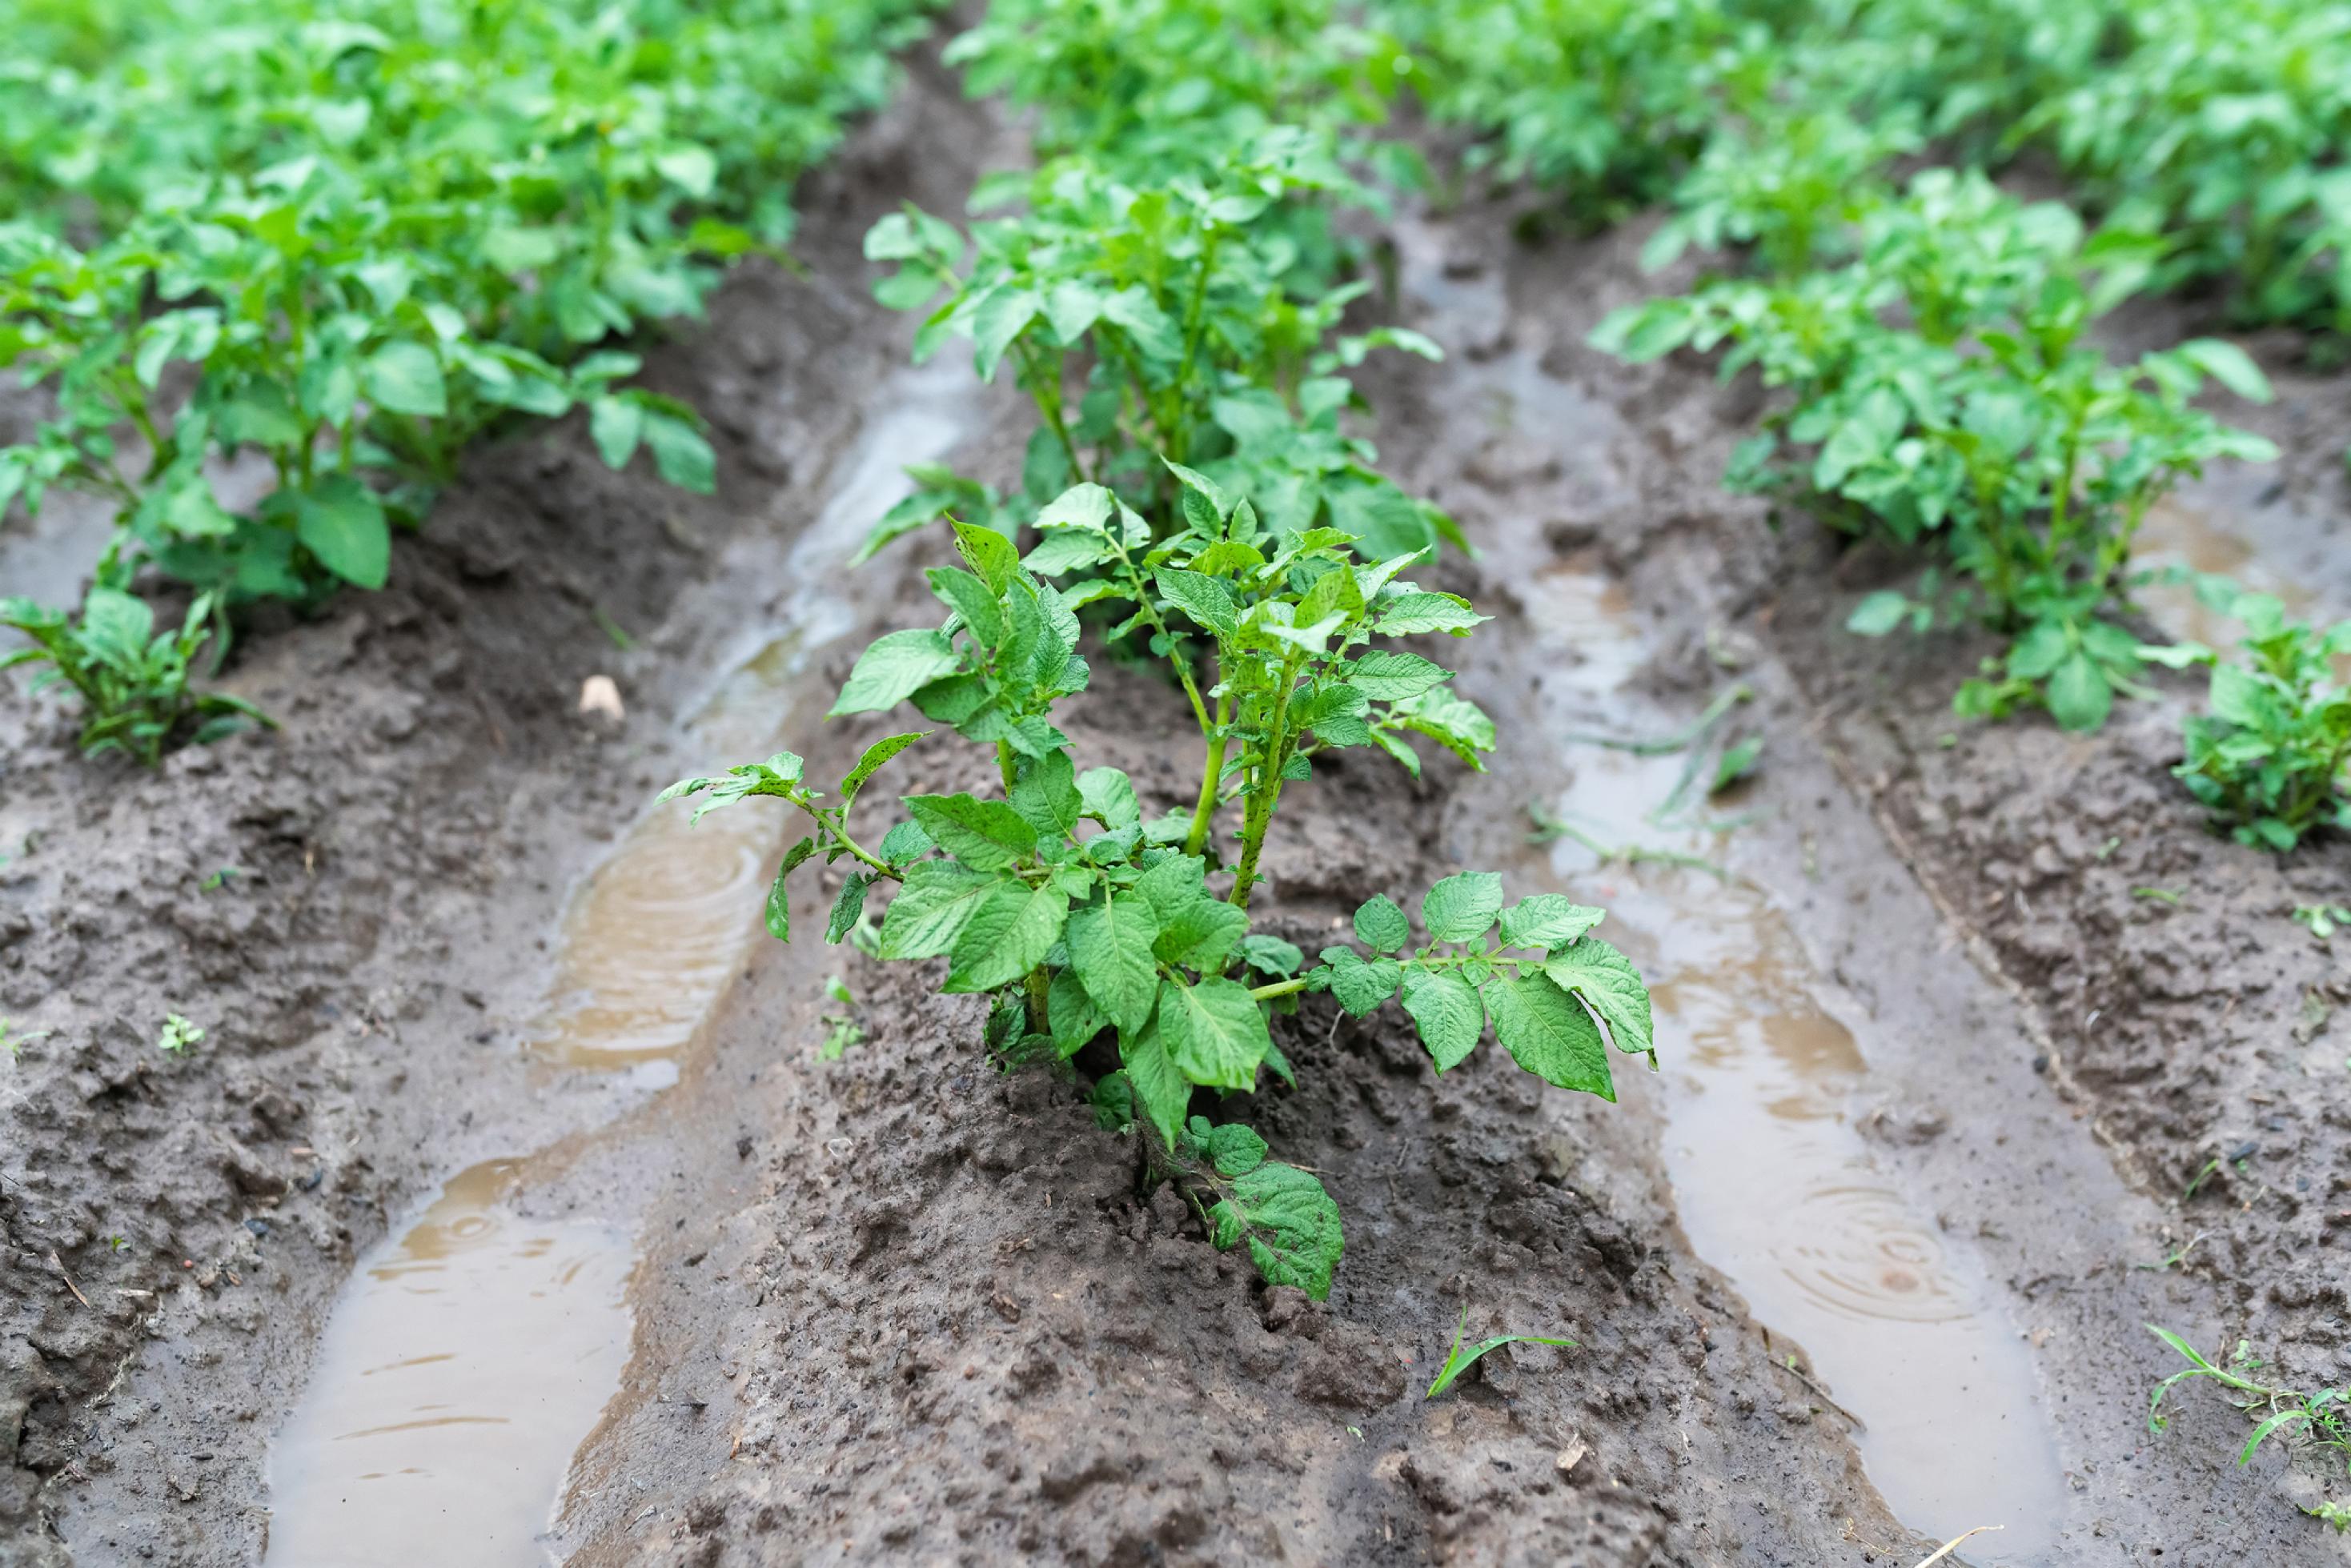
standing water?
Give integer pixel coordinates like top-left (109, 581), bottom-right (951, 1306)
top-left (260, 1161), bottom-right (633, 1566)
top-left (1523, 562), bottom-right (2069, 1559)
top-left (263, 372), bottom-right (981, 1559)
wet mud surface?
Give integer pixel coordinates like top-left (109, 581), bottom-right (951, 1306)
top-left (6, 62), bottom-right (2350, 1568)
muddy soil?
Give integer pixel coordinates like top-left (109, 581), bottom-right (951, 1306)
top-left (6, 57), bottom-right (2349, 1568)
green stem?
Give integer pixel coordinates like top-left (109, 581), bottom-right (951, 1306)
top-left (997, 739), bottom-right (1018, 793)
top-left (1017, 340), bottom-right (1089, 483)
top-left (1024, 966), bottom-right (1050, 1033)
top-left (1247, 976), bottom-right (1311, 1002)
top-left (1228, 658), bottom-right (1300, 910)
top-left (1183, 692), bottom-right (1231, 859)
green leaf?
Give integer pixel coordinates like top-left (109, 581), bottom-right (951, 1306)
top-left (1239, 933), bottom-right (1304, 978)
top-left (364, 341), bottom-right (447, 418)
top-left (1202, 1122), bottom-right (1267, 1177)
top-left (877, 820), bottom-right (933, 866)
top-left (944, 880), bottom-right (1069, 992)
top-left (1154, 568), bottom-right (1238, 637)
top-left (1153, 896), bottom-right (1250, 973)
top-left (1540, 938), bottom-right (1654, 1059)
top-left (1158, 976), bottom-right (1270, 1090)
top-left (1498, 896), bottom-right (1605, 950)
top-left (876, 860), bottom-right (999, 959)
top-left (1322, 949), bottom-right (1401, 1017)
top-left (295, 475), bottom-right (391, 589)
top-left (823, 868), bottom-right (872, 943)
top-left (1846, 591), bottom-right (1910, 637)
top-left (1089, 1071), bottom-right (1135, 1131)
top-left (1067, 892), bottom-right (1161, 1034)
top-left (903, 792), bottom-right (1038, 870)
top-left (1009, 748), bottom-right (1082, 837)
top-left (2174, 339), bottom-right (2273, 404)
top-left (1422, 872), bottom-right (1503, 943)
top-left (952, 519), bottom-right (1021, 594)
top-left (644, 411), bottom-right (716, 495)
top-left (1121, 1011), bottom-right (1190, 1149)
top-left (1037, 483), bottom-right (1115, 531)
top-left (1209, 1163), bottom-right (1342, 1299)
top-left (1400, 969), bottom-right (1485, 1070)
top-left (1348, 650), bottom-right (1450, 701)
top-left (1049, 966), bottom-right (1106, 1057)
top-left (830, 629), bottom-right (961, 716)
top-left (1353, 894), bottom-right (1410, 953)
top-left (1486, 972), bottom-right (1614, 1099)
top-left (971, 287), bottom-right (1041, 381)
top-left (2048, 652), bottom-right (2113, 733)
top-left (767, 836), bottom-right (816, 941)
top-left (840, 732), bottom-right (927, 801)
top-left (1424, 1305), bottom-right (1575, 1398)
top-left (1077, 767), bottom-right (1141, 830)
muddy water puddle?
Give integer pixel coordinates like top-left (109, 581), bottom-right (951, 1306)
top-left (262, 1161), bottom-right (633, 1566)
top-left (267, 376), bottom-right (981, 1558)
top-left (1522, 560), bottom-right (2067, 1558)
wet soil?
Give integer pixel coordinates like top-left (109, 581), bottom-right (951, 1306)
top-left (6, 60), bottom-right (2350, 1568)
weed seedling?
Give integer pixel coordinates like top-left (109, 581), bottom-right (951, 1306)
top-left (819, 976), bottom-right (863, 1061)
top-left (1, 1020), bottom-right (53, 1060)
top-left (2294, 905), bottom-right (2351, 942)
top-left (2148, 1326), bottom-right (2351, 1525)
top-left (155, 1014), bottom-right (204, 1054)
top-left (1424, 1304), bottom-right (1575, 1398)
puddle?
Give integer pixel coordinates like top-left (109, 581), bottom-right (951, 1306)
top-left (262, 1161), bottom-right (634, 1567)
top-left (267, 366), bottom-right (989, 1558)
top-left (528, 373), bottom-right (977, 1074)
top-left (1519, 555), bottom-right (2068, 1560)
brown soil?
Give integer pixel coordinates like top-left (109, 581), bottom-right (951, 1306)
top-left (6, 56), bottom-right (2349, 1568)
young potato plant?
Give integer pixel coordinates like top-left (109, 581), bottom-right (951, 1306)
top-left (664, 480), bottom-right (1654, 1299)
top-left (2168, 590), bottom-right (2351, 852)
top-left (1596, 170), bottom-right (2279, 732)
top-left (859, 130), bottom-right (1454, 566)
top-left (1, 589), bottom-right (270, 767)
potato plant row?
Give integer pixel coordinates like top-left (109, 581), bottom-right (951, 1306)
top-left (0, 0), bottom-right (933, 762)
top-left (1386, 0), bottom-right (2351, 847)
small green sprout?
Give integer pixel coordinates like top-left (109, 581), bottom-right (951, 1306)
top-left (1424, 1304), bottom-right (1576, 1399)
top-left (2147, 1326), bottom-right (2350, 1525)
top-left (819, 976), bottom-right (864, 1061)
top-left (2293, 905), bottom-right (2351, 941)
top-left (156, 1014), bottom-right (206, 1054)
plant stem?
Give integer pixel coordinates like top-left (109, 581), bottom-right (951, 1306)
top-left (1024, 967), bottom-right (1050, 1033)
top-left (1228, 658), bottom-right (1300, 910)
top-left (1183, 692), bottom-right (1231, 858)
top-left (1247, 976), bottom-right (1310, 1001)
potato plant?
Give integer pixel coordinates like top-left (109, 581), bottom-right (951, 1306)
top-left (666, 477), bottom-right (1654, 1297)
top-left (2168, 589), bottom-right (2351, 851)
top-left (1596, 170), bottom-right (2279, 732)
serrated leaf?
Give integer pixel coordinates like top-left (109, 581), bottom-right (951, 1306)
top-left (1486, 972), bottom-right (1614, 1099)
top-left (1067, 892), bottom-right (1160, 1034)
top-left (1077, 767), bottom-right (1141, 830)
top-left (2048, 652), bottom-right (2112, 733)
top-left (1009, 748), bottom-right (1082, 837)
top-left (1540, 938), bottom-right (1654, 1058)
top-left (1400, 969), bottom-right (1484, 1070)
top-left (1422, 872), bottom-right (1504, 943)
top-left (1354, 894), bottom-right (1410, 952)
top-left (904, 792), bottom-right (1038, 870)
top-left (831, 629), bottom-right (961, 716)
top-left (877, 820), bottom-right (934, 866)
top-left (1158, 976), bottom-right (1270, 1090)
top-left (944, 880), bottom-right (1069, 992)
top-left (929, 566), bottom-right (1004, 644)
